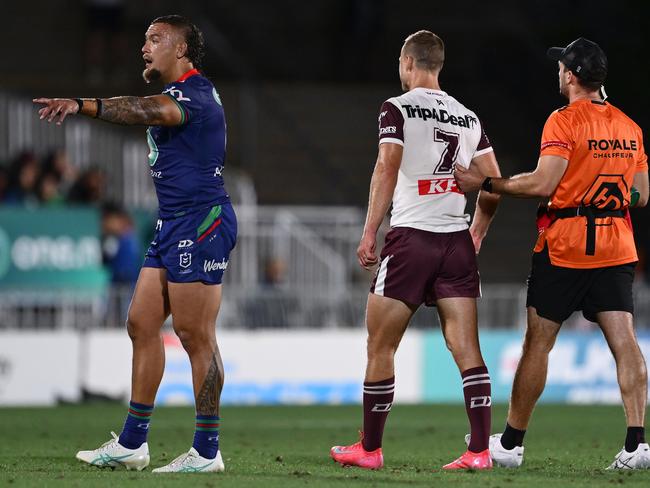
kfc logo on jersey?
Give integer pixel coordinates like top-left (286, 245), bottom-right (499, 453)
top-left (379, 126), bottom-right (397, 135)
top-left (418, 178), bottom-right (463, 196)
top-left (179, 252), bottom-right (192, 268)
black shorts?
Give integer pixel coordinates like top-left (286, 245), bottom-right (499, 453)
top-left (370, 227), bottom-right (480, 307)
top-left (526, 246), bottom-right (635, 323)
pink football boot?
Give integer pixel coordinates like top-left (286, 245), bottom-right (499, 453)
top-left (330, 433), bottom-right (383, 469)
top-left (442, 449), bottom-right (492, 470)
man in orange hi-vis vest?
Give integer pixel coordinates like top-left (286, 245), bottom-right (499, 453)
top-left (455, 38), bottom-right (650, 469)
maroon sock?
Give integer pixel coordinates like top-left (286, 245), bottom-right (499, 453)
top-left (362, 376), bottom-right (394, 451)
top-left (462, 366), bottom-right (492, 453)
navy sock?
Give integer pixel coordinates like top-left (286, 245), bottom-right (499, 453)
top-left (118, 401), bottom-right (153, 449)
top-left (193, 415), bottom-right (220, 459)
top-left (501, 422), bottom-right (526, 450)
top-left (625, 427), bottom-right (645, 453)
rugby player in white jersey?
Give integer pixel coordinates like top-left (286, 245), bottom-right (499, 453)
top-left (330, 30), bottom-right (501, 470)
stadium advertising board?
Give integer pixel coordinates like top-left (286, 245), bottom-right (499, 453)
top-left (0, 332), bottom-right (80, 405)
top-left (0, 208), bottom-right (107, 292)
top-left (4, 329), bottom-right (650, 406)
top-left (423, 330), bottom-right (650, 404)
top-left (84, 330), bottom-right (422, 406)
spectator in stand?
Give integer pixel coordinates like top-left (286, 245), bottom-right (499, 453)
top-left (101, 202), bottom-right (141, 285)
top-left (101, 202), bottom-right (142, 323)
top-left (42, 149), bottom-right (77, 195)
top-left (67, 167), bottom-right (106, 204)
top-left (36, 170), bottom-right (65, 206)
top-left (4, 151), bottom-right (40, 206)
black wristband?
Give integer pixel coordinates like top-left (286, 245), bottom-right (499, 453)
top-left (73, 98), bottom-right (83, 112)
top-left (482, 177), bottom-right (493, 193)
top-left (94, 98), bottom-right (103, 118)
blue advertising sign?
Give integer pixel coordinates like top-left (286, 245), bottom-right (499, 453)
top-left (423, 330), bottom-right (650, 404)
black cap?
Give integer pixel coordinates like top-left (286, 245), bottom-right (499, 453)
top-left (547, 37), bottom-right (607, 84)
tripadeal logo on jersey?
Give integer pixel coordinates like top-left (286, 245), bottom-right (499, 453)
top-left (402, 104), bottom-right (478, 129)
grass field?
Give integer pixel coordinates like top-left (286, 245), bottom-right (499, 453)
top-left (1, 404), bottom-right (649, 487)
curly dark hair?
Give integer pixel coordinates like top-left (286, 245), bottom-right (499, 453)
top-left (152, 15), bottom-right (205, 69)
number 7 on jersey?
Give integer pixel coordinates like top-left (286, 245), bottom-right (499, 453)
top-left (433, 128), bottom-right (460, 174)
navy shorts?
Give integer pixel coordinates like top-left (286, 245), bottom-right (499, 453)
top-left (143, 203), bottom-right (237, 284)
top-left (370, 227), bottom-right (480, 306)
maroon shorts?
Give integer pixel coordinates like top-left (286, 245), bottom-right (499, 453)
top-left (370, 227), bottom-right (480, 306)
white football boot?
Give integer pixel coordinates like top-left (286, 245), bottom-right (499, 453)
top-left (606, 443), bottom-right (650, 469)
top-left (152, 447), bottom-right (225, 473)
top-left (465, 433), bottom-right (524, 468)
top-left (76, 432), bottom-right (150, 471)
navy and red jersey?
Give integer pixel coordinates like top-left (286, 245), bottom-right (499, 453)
top-left (146, 69), bottom-right (230, 219)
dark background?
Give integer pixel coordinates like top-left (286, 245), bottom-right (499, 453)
top-left (2, 0), bottom-right (649, 281)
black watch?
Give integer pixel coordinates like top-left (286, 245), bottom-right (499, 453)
top-left (481, 177), bottom-right (493, 193)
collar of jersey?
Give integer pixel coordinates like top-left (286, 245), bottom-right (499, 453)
top-left (411, 86), bottom-right (447, 96)
top-left (570, 97), bottom-right (606, 106)
top-left (177, 69), bottom-right (200, 82)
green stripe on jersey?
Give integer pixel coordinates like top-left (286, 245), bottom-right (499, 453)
top-left (196, 205), bottom-right (223, 237)
top-left (165, 94), bottom-right (188, 125)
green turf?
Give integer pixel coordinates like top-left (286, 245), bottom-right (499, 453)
top-left (1, 404), bottom-right (649, 487)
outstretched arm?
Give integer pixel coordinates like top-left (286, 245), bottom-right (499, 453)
top-left (357, 142), bottom-right (403, 269)
top-left (33, 95), bottom-right (184, 127)
top-left (468, 151), bottom-right (502, 254)
top-left (455, 154), bottom-right (568, 198)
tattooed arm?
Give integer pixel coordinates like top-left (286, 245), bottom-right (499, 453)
top-left (33, 95), bottom-right (184, 127)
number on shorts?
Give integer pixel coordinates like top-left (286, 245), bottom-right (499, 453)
top-left (433, 128), bottom-right (460, 174)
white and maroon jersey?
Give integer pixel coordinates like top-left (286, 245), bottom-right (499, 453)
top-left (378, 87), bottom-right (493, 233)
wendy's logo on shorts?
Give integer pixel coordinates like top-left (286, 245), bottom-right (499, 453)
top-left (179, 252), bottom-right (192, 269)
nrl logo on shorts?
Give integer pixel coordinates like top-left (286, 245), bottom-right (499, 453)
top-left (179, 252), bottom-right (192, 269)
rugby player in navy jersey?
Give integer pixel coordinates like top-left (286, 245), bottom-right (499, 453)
top-left (34, 15), bottom-right (235, 473)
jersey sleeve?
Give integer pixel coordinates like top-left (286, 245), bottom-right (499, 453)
top-left (378, 100), bottom-right (404, 146)
top-left (635, 128), bottom-right (648, 172)
top-left (540, 110), bottom-right (573, 159)
top-left (163, 82), bottom-right (203, 125)
top-left (473, 119), bottom-right (493, 158)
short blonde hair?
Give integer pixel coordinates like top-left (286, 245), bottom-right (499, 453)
top-left (403, 30), bottom-right (444, 72)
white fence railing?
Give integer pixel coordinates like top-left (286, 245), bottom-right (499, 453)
top-left (3, 283), bottom-right (650, 331)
